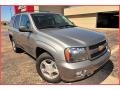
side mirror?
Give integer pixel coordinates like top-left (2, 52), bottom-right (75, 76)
top-left (19, 26), bottom-right (32, 32)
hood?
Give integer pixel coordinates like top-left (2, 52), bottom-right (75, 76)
top-left (41, 27), bottom-right (106, 47)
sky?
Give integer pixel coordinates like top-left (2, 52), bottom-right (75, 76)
top-left (1, 6), bottom-right (15, 21)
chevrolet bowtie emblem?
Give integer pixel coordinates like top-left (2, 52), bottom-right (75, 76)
top-left (98, 45), bottom-right (104, 51)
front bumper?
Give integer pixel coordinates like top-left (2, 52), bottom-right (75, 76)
top-left (56, 49), bottom-right (111, 82)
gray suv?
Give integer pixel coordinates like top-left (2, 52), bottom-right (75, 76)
top-left (8, 12), bottom-right (111, 83)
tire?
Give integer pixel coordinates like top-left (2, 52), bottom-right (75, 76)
top-left (36, 52), bottom-right (61, 83)
top-left (11, 40), bottom-right (23, 53)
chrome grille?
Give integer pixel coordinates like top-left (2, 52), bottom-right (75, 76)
top-left (89, 40), bottom-right (107, 60)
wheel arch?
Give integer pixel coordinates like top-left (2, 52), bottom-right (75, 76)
top-left (9, 34), bottom-right (13, 41)
top-left (36, 47), bottom-right (55, 59)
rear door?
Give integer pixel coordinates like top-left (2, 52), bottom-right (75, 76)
top-left (8, 16), bottom-right (15, 37)
top-left (12, 14), bottom-right (22, 46)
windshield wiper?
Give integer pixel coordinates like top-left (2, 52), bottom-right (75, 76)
top-left (39, 25), bottom-right (57, 29)
top-left (39, 24), bottom-right (76, 29)
top-left (58, 24), bottom-right (76, 28)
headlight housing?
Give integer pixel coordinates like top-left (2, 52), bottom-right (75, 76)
top-left (64, 47), bottom-right (88, 63)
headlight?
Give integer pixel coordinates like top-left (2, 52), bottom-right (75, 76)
top-left (64, 47), bottom-right (88, 63)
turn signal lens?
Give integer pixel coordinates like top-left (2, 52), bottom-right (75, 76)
top-left (65, 48), bottom-right (70, 62)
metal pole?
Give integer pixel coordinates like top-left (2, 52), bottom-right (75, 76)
top-left (10, 7), bottom-right (12, 17)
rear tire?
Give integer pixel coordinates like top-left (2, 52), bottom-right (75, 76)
top-left (36, 52), bottom-right (61, 83)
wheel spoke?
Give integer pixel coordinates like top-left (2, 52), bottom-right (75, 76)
top-left (40, 59), bottom-right (59, 79)
top-left (53, 68), bottom-right (59, 73)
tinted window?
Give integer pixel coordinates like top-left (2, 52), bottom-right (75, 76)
top-left (14, 15), bottom-right (21, 29)
top-left (20, 14), bottom-right (31, 28)
top-left (31, 14), bottom-right (75, 29)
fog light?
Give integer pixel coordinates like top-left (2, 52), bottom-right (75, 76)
top-left (86, 72), bottom-right (92, 76)
top-left (76, 70), bottom-right (87, 77)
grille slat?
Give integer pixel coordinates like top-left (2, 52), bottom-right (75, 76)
top-left (91, 47), bottom-right (106, 58)
top-left (89, 40), bottom-right (107, 60)
top-left (89, 40), bottom-right (106, 50)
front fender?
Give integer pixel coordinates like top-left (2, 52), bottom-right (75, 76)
top-left (36, 40), bottom-right (58, 60)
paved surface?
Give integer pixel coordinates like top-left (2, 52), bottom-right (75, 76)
top-left (1, 27), bottom-right (119, 84)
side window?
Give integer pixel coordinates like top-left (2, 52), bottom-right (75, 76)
top-left (20, 15), bottom-right (31, 29)
top-left (13, 15), bottom-right (21, 29)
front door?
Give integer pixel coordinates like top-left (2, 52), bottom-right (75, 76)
top-left (19, 14), bottom-right (34, 54)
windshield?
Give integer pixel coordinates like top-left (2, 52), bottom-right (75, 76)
top-left (31, 13), bottom-right (76, 29)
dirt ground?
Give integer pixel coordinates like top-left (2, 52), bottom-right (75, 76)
top-left (1, 25), bottom-right (119, 84)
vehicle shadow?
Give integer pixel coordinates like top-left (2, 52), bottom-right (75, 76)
top-left (46, 60), bottom-right (114, 84)
top-left (61, 60), bottom-right (114, 84)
